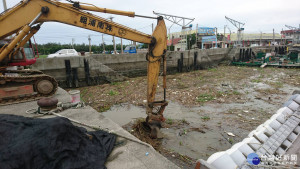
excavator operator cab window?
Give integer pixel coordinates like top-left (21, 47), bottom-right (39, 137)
top-left (23, 48), bottom-right (35, 59)
top-left (13, 50), bottom-right (24, 60)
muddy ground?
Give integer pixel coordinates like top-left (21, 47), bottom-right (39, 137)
top-left (79, 65), bottom-right (300, 168)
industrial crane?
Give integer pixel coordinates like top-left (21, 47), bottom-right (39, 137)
top-left (225, 16), bottom-right (245, 46)
top-left (153, 11), bottom-right (194, 51)
top-left (285, 25), bottom-right (299, 30)
top-left (0, 0), bottom-right (167, 138)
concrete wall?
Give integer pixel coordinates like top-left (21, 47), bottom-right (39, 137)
top-left (226, 45), bottom-right (288, 61)
top-left (32, 48), bottom-right (230, 87)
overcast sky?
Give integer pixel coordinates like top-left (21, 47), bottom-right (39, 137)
top-left (1, 0), bottom-right (300, 45)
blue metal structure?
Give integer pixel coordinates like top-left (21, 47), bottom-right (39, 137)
top-left (201, 35), bottom-right (217, 48)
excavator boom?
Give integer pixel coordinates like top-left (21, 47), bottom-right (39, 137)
top-left (0, 0), bottom-right (167, 138)
top-left (0, 0), bottom-right (152, 43)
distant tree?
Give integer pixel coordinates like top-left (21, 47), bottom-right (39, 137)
top-left (140, 43), bottom-right (148, 49)
top-left (187, 33), bottom-right (196, 50)
top-left (35, 42), bottom-right (129, 55)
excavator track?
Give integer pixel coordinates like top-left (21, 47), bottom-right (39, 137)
top-left (0, 70), bottom-right (58, 106)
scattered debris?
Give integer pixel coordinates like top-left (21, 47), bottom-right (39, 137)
top-left (227, 132), bottom-right (236, 137)
top-left (188, 128), bottom-right (206, 133)
top-left (79, 66), bottom-right (299, 167)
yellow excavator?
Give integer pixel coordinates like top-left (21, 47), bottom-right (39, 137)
top-left (0, 0), bottom-right (168, 138)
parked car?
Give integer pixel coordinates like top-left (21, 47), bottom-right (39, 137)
top-left (124, 45), bottom-right (137, 54)
top-left (48, 49), bottom-right (79, 58)
top-left (110, 51), bottom-right (119, 54)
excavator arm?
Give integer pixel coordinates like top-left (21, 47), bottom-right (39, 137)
top-left (0, 0), bottom-right (167, 138)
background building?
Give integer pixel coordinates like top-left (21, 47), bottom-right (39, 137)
top-left (167, 26), bottom-right (296, 51)
top-left (223, 32), bottom-right (283, 47)
top-left (281, 29), bottom-right (300, 44)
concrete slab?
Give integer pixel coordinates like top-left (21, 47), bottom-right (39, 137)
top-left (286, 108), bottom-right (300, 165)
top-left (286, 134), bottom-right (300, 165)
top-left (0, 88), bottom-right (70, 117)
top-left (0, 88), bottom-right (179, 169)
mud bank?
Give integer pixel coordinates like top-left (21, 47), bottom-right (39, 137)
top-left (80, 66), bottom-right (300, 168)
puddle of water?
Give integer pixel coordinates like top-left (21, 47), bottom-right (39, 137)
top-left (162, 102), bottom-right (233, 159)
top-left (102, 104), bottom-right (146, 126)
top-left (161, 128), bottom-right (231, 159)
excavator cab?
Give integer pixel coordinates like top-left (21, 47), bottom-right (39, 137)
top-left (0, 39), bottom-right (38, 67)
top-left (8, 46), bottom-right (37, 66)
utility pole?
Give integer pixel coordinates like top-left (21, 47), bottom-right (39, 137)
top-left (195, 24), bottom-right (198, 49)
top-left (182, 19), bottom-right (185, 51)
top-left (223, 25), bottom-right (226, 48)
top-left (281, 28), bottom-right (283, 45)
top-left (109, 17), bottom-right (116, 54)
top-left (152, 23), bottom-right (154, 33)
top-left (280, 28), bottom-right (283, 45)
top-left (260, 32), bottom-right (262, 46)
top-left (273, 28), bottom-right (275, 44)
top-left (88, 35), bottom-right (91, 55)
top-left (121, 38), bottom-right (123, 54)
top-left (215, 27), bottom-right (218, 48)
top-left (2, 0), bottom-right (7, 11)
top-left (102, 34), bottom-right (105, 53)
top-left (153, 11), bottom-right (194, 51)
top-left (71, 38), bottom-right (75, 49)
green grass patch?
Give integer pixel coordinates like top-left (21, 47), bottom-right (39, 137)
top-left (180, 118), bottom-right (188, 124)
top-left (177, 82), bottom-right (188, 89)
top-left (38, 55), bottom-right (48, 58)
top-left (216, 91), bottom-right (225, 97)
top-left (197, 93), bottom-right (215, 102)
top-left (201, 116), bottom-right (210, 121)
top-left (228, 138), bottom-right (234, 144)
top-left (269, 81), bottom-right (283, 89)
top-left (108, 90), bottom-right (118, 96)
top-left (232, 90), bottom-right (241, 95)
top-left (98, 105), bottom-right (111, 112)
top-left (166, 118), bottom-right (173, 125)
top-left (251, 79), bottom-right (261, 83)
top-left (208, 68), bottom-right (217, 72)
top-left (111, 82), bottom-right (121, 86)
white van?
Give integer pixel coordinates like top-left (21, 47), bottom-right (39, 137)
top-left (48, 49), bottom-right (79, 58)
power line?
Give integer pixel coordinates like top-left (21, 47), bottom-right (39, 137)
top-left (136, 24), bottom-right (153, 30)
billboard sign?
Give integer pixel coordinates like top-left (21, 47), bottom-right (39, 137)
top-left (198, 27), bottom-right (215, 35)
top-left (202, 36), bottom-right (217, 43)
